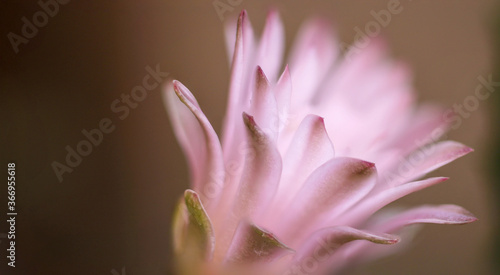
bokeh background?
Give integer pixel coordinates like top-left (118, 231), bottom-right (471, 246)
top-left (1, 0), bottom-right (498, 274)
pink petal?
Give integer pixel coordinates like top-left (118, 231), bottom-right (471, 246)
top-left (278, 158), bottom-right (377, 245)
top-left (336, 177), bottom-right (449, 227)
top-left (381, 141), bottom-right (473, 188)
top-left (378, 104), bottom-right (448, 160)
top-left (248, 67), bottom-right (279, 141)
top-left (216, 114), bottom-right (283, 260)
top-left (374, 204), bottom-right (477, 233)
top-left (233, 113), bottom-right (283, 219)
top-left (224, 15), bottom-right (238, 65)
top-left (222, 10), bottom-right (255, 163)
top-left (165, 81), bottom-right (225, 207)
top-left (275, 65), bottom-right (292, 132)
top-left (315, 38), bottom-right (388, 105)
top-left (328, 225), bottom-right (418, 273)
top-left (288, 18), bottom-right (337, 109)
top-left (225, 220), bottom-right (293, 265)
top-left (255, 10), bottom-right (285, 83)
top-left (332, 204), bottom-right (477, 270)
top-left (287, 226), bottom-right (398, 274)
top-left (269, 115), bottom-right (334, 220)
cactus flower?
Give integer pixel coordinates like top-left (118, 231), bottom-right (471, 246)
top-left (165, 10), bottom-right (477, 275)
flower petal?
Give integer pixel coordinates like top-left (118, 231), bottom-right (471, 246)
top-left (215, 113), bottom-right (283, 261)
top-left (233, 113), bottom-right (282, 219)
top-left (336, 177), bottom-right (449, 227)
top-left (275, 65), bottom-right (292, 132)
top-left (222, 10), bottom-right (256, 163)
top-left (278, 158), bottom-right (376, 245)
top-left (328, 224), bottom-right (419, 273)
top-left (248, 67), bottom-right (279, 141)
top-left (165, 81), bottom-right (225, 207)
top-left (255, 10), bottom-right (285, 83)
top-left (288, 18), bottom-right (337, 109)
top-left (381, 141), bottom-right (473, 188)
top-left (286, 226), bottom-right (398, 274)
top-left (269, 114), bottom-right (335, 220)
top-left (385, 104), bottom-right (448, 154)
top-left (225, 220), bottom-right (294, 265)
top-left (331, 204), bottom-right (477, 271)
top-left (374, 204), bottom-right (477, 233)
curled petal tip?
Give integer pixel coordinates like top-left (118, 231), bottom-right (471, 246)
top-left (267, 8), bottom-right (279, 18)
top-left (446, 205), bottom-right (478, 223)
top-left (370, 232), bottom-right (400, 245)
top-left (464, 146), bottom-right (474, 153)
top-left (362, 160), bottom-right (376, 169)
top-left (172, 80), bottom-right (185, 93)
top-left (436, 177), bottom-right (450, 183)
top-left (305, 114), bottom-right (326, 124)
top-left (464, 215), bottom-right (478, 223)
top-left (239, 9), bottom-right (247, 20)
top-left (172, 80), bottom-right (182, 93)
top-left (171, 80), bottom-right (196, 106)
top-left (255, 66), bottom-right (271, 87)
top-left (256, 66), bottom-right (268, 79)
top-left (242, 112), bottom-right (261, 134)
top-left (356, 160), bottom-right (376, 175)
top-left (242, 112), bottom-right (254, 125)
top-left (242, 112), bottom-right (263, 137)
top-left (256, 65), bottom-right (264, 75)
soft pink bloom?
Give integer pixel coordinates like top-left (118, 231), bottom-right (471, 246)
top-left (165, 10), bottom-right (476, 275)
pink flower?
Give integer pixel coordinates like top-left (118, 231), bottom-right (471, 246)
top-left (165, 10), bottom-right (476, 275)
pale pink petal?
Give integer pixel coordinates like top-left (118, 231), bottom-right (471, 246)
top-left (247, 67), bottom-right (279, 141)
top-left (275, 65), bottom-right (292, 132)
top-left (233, 113), bottom-right (282, 219)
top-left (215, 113), bottom-right (283, 261)
top-left (328, 224), bottom-right (418, 273)
top-left (336, 177), bottom-right (449, 227)
top-left (373, 204), bottom-right (477, 233)
top-left (275, 65), bottom-right (304, 154)
top-left (165, 81), bottom-right (225, 207)
top-left (225, 220), bottom-right (293, 265)
top-left (288, 18), bottom-right (337, 109)
top-left (331, 204), bottom-right (476, 271)
top-left (315, 38), bottom-right (388, 105)
top-left (222, 10), bottom-right (256, 162)
top-left (255, 10), bottom-right (285, 83)
top-left (381, 141), bottom-right (473, 188)
top-left (278, 158), bottom-right (377, 245)
top-left (224, 15), bottom-right (238, 65)
top-left (286, 226), bottom-right (398, 275)
top-left (165, 82), bottom-right (203, 184)
top-left (379, 104), bottom-right (448, 160)
top-left (367, 105), bottom-right (448, 181)
top-left (268, 114), bottom-right (334, 221)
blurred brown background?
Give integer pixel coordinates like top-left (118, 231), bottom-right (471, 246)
top-left (0, 0), bottom-right (497, 274)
